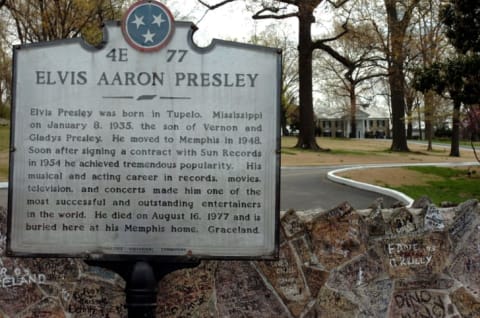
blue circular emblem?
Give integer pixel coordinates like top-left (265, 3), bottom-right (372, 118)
top-left (122, 0), bottom-right (175, 52)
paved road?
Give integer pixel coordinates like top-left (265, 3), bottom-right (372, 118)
top-left (280, 167), bottom-right (397, 211)
top-left (0, 167), bottom-right (397, 211)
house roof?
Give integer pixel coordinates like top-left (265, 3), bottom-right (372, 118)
top-left (341, 109), bottom-right (369, 120)
top-left (316, 105), bottom-right (389, 120)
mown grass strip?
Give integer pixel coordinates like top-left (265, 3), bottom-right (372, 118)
top-left (388, 166), bottom-right (479, 205)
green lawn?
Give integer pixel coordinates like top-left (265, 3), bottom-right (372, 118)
top-left (0, 126), bottom-right (9, 151)
top-left (390, 166), bottom-right (480, 205)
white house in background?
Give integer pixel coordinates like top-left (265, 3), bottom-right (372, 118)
top-left (316, 107), bottom-right (391, 138)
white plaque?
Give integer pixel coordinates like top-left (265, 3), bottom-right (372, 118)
top-left (8, 2), bottom-right (280, 259)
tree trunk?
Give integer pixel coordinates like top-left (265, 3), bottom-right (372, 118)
top-left (294, 4), bottom-right (321, 150)
top-left (450, 98), bottom-right (461, 157)
top-left (349, 86), bottom-right (357, 138)
top-left (406, 89), bottom-right (415, 140)
top-left (281, 106), bottom-right (289, 136)
top-left (385, 0), bottom-right (411, 152)
top-left (406, 110), bottom-right (413, 139)
top-left (389, 65), bottom-right (409, 151)
top-left (424, 91), bottom-right (435, 151)
top-left (417, 104), bottom-right (422, 140)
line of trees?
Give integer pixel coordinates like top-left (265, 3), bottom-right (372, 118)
top-left (1, 0), bottom-right (477, 158)
top-left (199, 0), bottom-right (478, 156)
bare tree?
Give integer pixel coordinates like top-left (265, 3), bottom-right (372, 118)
top-left (198, 0), bottom-right (350, 150)
top-left (0, 0), bottom-right (126, 119)
top-left (249, 26), bottom-right (299, 136)
top-left (355, 0), bottom-right (423, 151)
top-left (382, 0), bottom-right (421, 151)
top-left (5, 0), bottom-right (126, 44)
top-left (315, 22), bottom-right (385, 138)
top-left (0, 6), bottom-right (11, 119)
top-left (0, 46), bottom-right (10, 119)
top-left (409, 0), bottom-right (451, 150)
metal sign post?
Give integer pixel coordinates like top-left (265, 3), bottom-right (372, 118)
top-left (86, 259), bottom-right (200, 317)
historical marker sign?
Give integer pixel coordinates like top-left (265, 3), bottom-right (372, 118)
top-left (8, 0), bottom-right (281, 259)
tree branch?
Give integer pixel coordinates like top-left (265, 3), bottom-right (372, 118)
top-left (316, 23), bottom-right (349, 44)
top-left (471, 139), bottom-right (480, 163)
top-left (197, 0), bottom-right (237, 10)
top-left (312, 25), bottom-right (351, 68)
top-left (253, 11), bottom-right (298, 20)
top-left (355, 72), bottom-right (388, 84)
top-left (197, 1), bottom-right (298, 20)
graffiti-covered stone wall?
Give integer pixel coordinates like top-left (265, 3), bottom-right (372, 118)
top-left (1, 198), bottom-right (480, 317)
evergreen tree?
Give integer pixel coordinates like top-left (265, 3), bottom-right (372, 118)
top-left (413, 0), bottom-right (480, 157)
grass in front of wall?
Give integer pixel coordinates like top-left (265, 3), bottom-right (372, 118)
top-left (387, 166), bottom-right (480, 205)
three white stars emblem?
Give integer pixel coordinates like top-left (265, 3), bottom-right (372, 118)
top-left (122, 1), bottom-right (174, 51)
top-left (130, 14), bottom-right (166, 44)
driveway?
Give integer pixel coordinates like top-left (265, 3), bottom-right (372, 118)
top-left (280, 166), bottom-right (398, 211)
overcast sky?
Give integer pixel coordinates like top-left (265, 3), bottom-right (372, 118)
top-left (163, 1), bottom-right (296, 46)
top-left (162, 0), bottom-right (335, 47)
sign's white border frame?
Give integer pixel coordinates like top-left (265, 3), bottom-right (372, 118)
top-left (7, 21), bottom-right (281, 261)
